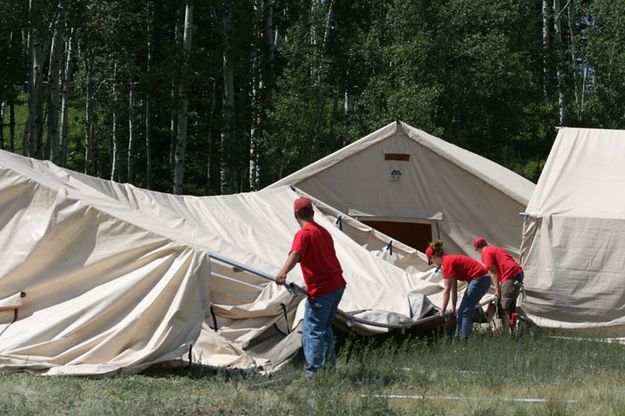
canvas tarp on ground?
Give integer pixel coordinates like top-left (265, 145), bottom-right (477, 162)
top-left (268, 121), bottom-right (535, 258)
top-left (520, 127), bottom-right (625, 333)
top-left (0, 150), bottom-right (446, 376)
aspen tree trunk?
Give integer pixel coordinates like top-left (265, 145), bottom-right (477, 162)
top-left (128, 78), bottom-right (134, 182)
top-left (566, 0), bottom-right (579, 105)
top-left (316, 0), bottom-right (333, 83)
top-left (263, 0), bottom-right (275, 107)
top-left (205, 79), bottom-right (217, 194)
top-left (84, 58), bottom-right (97, 175)
top-left (24, 12), bottom-right (45, 157)
top-left (111, 63), bottom-right (118, 180)
top-left (169, 15), bottom-right (180, 167)
top-left (9, 101), bottom-right (15, 152)
top-left (220, 0), bottom-right (235, 194)
top-left (249, 0), bottom-right (263, 191)
top-left (0, 102), bottom-right (4, 150)
top-left (59, 28), bottom-right (73, 167)
top-left (47, 7), bottom-right (63, 163)
top-left (145, 0), bottom-right (152, 189)
top-left (553, 0), bottom-right (565, 125)
top-left (542, 0), bottom-right (550, 102)
top-left (173, 1), bottom-right (193, 195)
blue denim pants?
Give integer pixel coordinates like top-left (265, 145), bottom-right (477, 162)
top-left (457, 275), bottom-right (491, 338)
top-left (302, 285), bottom-right (345, 377)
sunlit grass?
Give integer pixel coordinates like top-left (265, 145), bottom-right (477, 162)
top-left (0, 328), bottom-right (624, 415)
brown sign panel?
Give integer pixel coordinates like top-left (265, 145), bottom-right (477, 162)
top-left (384, 153), bottom-right (410, 161)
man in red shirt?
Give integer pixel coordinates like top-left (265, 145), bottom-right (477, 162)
top-left (276, 197), bottom-right (346, 378)
top-left (474, 237), bottom-right (524, 332)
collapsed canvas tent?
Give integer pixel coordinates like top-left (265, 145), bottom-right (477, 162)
top-left (520, 127), bottom-right (625, 334)
top-left (268, 121), bottom-right (535, 258)
top-left (0, 150), bottom-right (451, 376)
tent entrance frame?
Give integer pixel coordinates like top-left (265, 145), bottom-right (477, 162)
top-left (347, 210), bottom-right (443, 251)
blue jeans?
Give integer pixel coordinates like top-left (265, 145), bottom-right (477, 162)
top-left (302, 286), bottom-right (345, 377)
top-left (457, 275), bottom-right (491, 338)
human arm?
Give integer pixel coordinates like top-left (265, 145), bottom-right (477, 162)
top-left (488, 266), bottom-right (501, 298)
top-left (275, 251), bottom-right (301, 285)
top-left (438, 278), bottom-right (457, 318)
top-left (450, 278), bottom-right (458, 312)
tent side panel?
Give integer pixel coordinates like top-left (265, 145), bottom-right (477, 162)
top-left (520, 215), bottom-right (625, 330)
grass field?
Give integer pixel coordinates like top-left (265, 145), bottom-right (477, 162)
top-left (0, 328), bottom-right (624, 415)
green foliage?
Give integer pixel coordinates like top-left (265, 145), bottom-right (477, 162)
top-left (2, 0), bottom-right (625, 193)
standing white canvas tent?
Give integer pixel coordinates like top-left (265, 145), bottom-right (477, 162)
top-left (269, 121), bottom-right (535, 258)
top-left (0, 150), bottom-right (448, 376)
top-left (520, 127), bottom-right (625, 334)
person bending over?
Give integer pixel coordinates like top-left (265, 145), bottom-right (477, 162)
top-left (473, 237), bottom-right (523, 333)
top-left (426, 240), bottom-right (490, 342)
top-left (276, 197), bottom-right (346, 378)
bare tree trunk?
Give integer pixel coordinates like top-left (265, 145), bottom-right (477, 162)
top-left (59, 28), bottom-right (73, 167)
top-left (128, 78), bottom-right (134, 182)
top-left (263, 0), bottom-right (275, 107)
top-left (24, 11), bottom-right (46, 157)
top-left (542, 0), bottom-right (550, 102)
top-left (553, 0), bottom-right (565, 124)
top-left (84, 58), bottom-right (96, 175)
top-left (173, 1), bottom-right (193, 195)
top-left (205, 79), bottom-right (217, 194)
top-left (47, 6), bottom-right (64, 163)
top-left (0, 102), bottom-right (4, 150)
top-left (249, 0), bottom-right (263, 191)
top-left (9, 101), bottom-right (15, 152)
top-left (145, 0), bottom-right (152, 189)
top-left (566, 0), bottom-right (578, 105)
top-left (169, 14), bottom-right (180, 168)
top-left (220, 0), bottom-right (235, 194)
top-left (111, 63), bottom-right (118, 180)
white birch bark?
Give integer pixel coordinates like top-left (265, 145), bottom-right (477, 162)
top-left (128, 78), bottom-right (134, 182)
top-left (110, 63), bottom-right (118, 180)
top-left (47, 6), bottom-right (64, 163)
top-left (249, 0), bottom-right (263, 191)
top-left (145, 1), bottom-right (152, 189)
top-left (542, 0), bottom-right (550, 102)
top-left (173, 1), bottom-right (193, 195)
top-left (24, 8), bottom-right (45, 157)
top-left (553, 0), bottom-right (565, 124)
top-left (0, 101), bottom-right (4, 150)
top-left (59, 28), bottom-right (73, 167)
top-left (220, 0), bottom-right (235, 194)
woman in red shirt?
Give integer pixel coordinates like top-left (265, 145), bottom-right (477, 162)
top-left (426, 240), bottom-right (491, 341)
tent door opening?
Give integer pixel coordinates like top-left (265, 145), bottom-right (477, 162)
top-left (361, 220), bottom-right (434, 252)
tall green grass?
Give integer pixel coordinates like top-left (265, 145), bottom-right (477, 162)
top-left (0, 329), bottom-right (624, 415)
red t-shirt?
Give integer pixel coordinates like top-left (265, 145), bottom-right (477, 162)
top-left (442, 254), bottom-right (488, 282)
top-left (481, 245), bottom-right (523, 282)
top-left (291, 222), bottom-right (346, 299)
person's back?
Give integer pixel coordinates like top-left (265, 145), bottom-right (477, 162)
top-left (480, 245), bottom-right (523, 282)
top-left (293, 222), bottom-right (345, 299)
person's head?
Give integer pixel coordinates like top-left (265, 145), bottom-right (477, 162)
top-left (294, 197), bottom-right (314, 223)
top-left (473, 236), bottom-right (488, 253)
top-left (425, 240), bottom-right (445, 267)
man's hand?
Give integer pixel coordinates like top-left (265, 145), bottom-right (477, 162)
top-left (438, 309), bottom-right (446, 318)
top-left (276, 271), bottom-right (287, 285)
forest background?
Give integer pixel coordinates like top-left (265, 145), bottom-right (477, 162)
top-left (1, 0), bottom-right (623, 196)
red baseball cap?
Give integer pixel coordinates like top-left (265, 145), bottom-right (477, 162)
top-left (425, 246), bottom-right (434, 265)
top-left (473, 236), bottom-right (487, 250)
top-left (294, 197), bottom-right (313, 215)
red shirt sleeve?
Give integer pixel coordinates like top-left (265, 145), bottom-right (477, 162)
top-left (290, 229), bottom-right (310, 256)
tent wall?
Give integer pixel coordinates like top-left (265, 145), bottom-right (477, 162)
top-left (520, 127), bottom-right (625, 332)
top-left (285, 129), bottom-right (528, 257)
